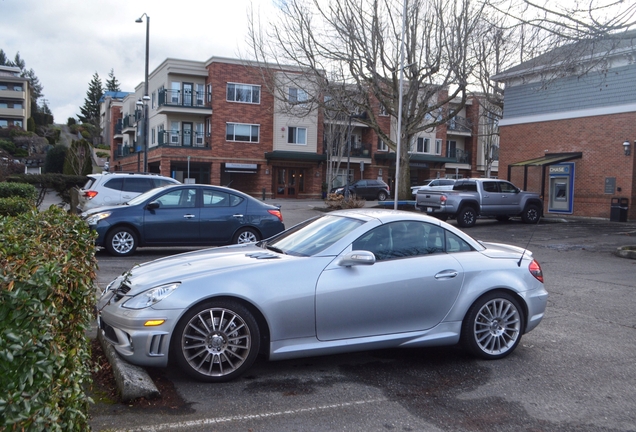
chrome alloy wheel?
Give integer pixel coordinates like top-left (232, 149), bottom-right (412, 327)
top-left (181, 307), bottom-right (252, 377)
top-left (235, 229), bottom-right (258, 244)
top-left (473, 298), bottom-right (521, 355)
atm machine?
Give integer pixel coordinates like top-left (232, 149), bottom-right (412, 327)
top-left (548, 163), bottom-right (574, 214)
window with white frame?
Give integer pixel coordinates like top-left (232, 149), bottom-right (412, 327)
top-left (288, 127), bottom-right (307, 145)
top-left (377, 138), bottom-right (388, 151)
top-left (226, 123), bottom-right (259, 142)
top-left (195, 123), bottom-right (204, 146)
top-left (415, 137), bottom-right (430, 153)
top-left (288, 87), bottom-right (308, 104)
top-left (206, 118), bottom-right (211, 137)
top-left (435, 139), bottom-right (442, 155)
top-left (196, 84), bottom-right (205, 106)
top-left (379, 103), bottom-right (388, 116)
top-left (207, 84), bottom-right (212, 102)
top-left (170, 121), bottom-right (180, 144)
top-left (170, 82), bottom-right (180, 104)
top-left (151, 127), bottom-right (155, 145)
top-left (226, 83), bottom-right (260, 104)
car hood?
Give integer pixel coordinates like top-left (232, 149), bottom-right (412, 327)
top-left (117, 243), bottom-right (285, 293)
top-left (479, 241), bottom-right (532, 259)
top-left (81, 203), bottom-right (133, 216)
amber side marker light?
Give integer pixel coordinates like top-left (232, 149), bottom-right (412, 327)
top-left (144, 320), bottom-right (165, 327)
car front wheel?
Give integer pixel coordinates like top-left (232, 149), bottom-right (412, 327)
top-left (173, 300), bottom-right (261, 382)
top-left (461, 292), bottom-right (524, 360)
top-left (233, 227), bottom-right (260, 244)
top-left (105, 227), bottom-right (138, 256)
top-left (377, 191), bottom-right (388, 201)
top-left (522, 204), bottom-right (541, 224)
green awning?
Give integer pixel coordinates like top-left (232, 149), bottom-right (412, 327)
top-left (509, 152), bottom-right (582, 167)
top-left (264, 151), bottom-right (327, 162)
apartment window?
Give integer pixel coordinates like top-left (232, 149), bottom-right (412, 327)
top-left (196, 123), bottom-right (204, 146)
top-left (206, 118), bottom-right (211, 137)
top-left (207, 84), bottom-right (212, 102)
top-left (151, 127), bottom-right (155, 145)
top-left (196, 84), bottom-right (205, 106)
top-left (416, 137), bottom-right (430, 153)
top-left (288, 87), bottom-right (308, 104)
top-left (226, 123), bottom-right (259, 142)
top-left (288, 127), bottom-right (307, 145)
top-left (435, 139), bottom-right (442, 155)
top-left (151, 91), bottom-right (156, 109)
top-left (379, 103), bottom-right (388, 116)
top-left (170, 82), bottom-right (180, 104)
top-left (0, 120), bottom-right (8, 128)
top-left (226, 83), bottom-right (260, 104)
top-left (170, 121), bottom-right (180, 144)
top-left (377, 138), bottom-right (388, 151)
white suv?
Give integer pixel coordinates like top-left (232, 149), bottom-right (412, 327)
top-left (77, 172), bottom-right (180, 212)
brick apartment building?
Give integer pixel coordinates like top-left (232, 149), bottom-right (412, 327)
top-left (102, 56), bottom-right (499, 199)
top-left (494, 32), bottom-right (636, 220)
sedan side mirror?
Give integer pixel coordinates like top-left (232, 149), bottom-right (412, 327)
top-left (338, 250), bottom-right (376, 267)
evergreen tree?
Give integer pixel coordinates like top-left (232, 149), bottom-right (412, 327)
top-left (105, 69), bottom-right (121, 92)
top-left (44, 144), bottom-right (68, 174)
top-left (63, 139), bottom-right (93, 175)
top-left (78, 72), bottom-right (103, 124)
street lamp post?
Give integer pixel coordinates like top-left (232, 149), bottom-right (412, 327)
top-left (136, 13), bottom-right (150, 172)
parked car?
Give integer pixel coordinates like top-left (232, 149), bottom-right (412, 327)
top-left (411, 178), bottom-right (456, 198)
top-left (82, 184), bottom-right (285, 256)
top-left (416, 178), bottom-right (543, 227)
top-left (331, 179), bottom-right (390, 201)
top-left (97, 209), bottom-right (548, 382)
top-left (77, 172), bottom-right (180, 212)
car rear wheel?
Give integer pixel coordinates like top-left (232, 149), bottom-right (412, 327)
top-left (105, 227), bottom-right (137, 256)
top-left (522, 204), bottom-right (541, 224)
top-left (461, 292), bottom-right (524, 360)
top-left (233, 227), bottom-right (260, 244)
top-left (173, 300), bottom-right (260, 382)
top-left (457, 206), bottom-right (477, 228)
top-left (377, 191), bottom-right (388, 201)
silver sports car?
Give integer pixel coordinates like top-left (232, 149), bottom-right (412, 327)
top-left (97, 209), bottom-right (548, 382)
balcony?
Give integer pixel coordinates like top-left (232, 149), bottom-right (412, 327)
top-left (122, 114), bottom-right (138, 134)
top-left (157, 90), bottom-right (212, 116)
top-left (0, 105), bottom-right (26, 118)
top-left (447, 115), bottom-right (472, 135)
top-left (325, 141), bottom-right (372, 158)
top-left (115, 145), bottom-right (134, 158)
top-left (158, 130), bottom-right (208, 148)
top-left (0, 88), bottom-right (26, 101)
top-left (447, 148), bottom-right (471, 164)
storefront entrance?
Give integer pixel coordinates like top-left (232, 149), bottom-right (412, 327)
top-left (275, 168), bottom-right (305, 198)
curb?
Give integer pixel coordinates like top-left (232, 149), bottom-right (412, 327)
top-left (614, 245), bottom-right (636, 260)
top-left (97, 330), bottom-right (160, 403)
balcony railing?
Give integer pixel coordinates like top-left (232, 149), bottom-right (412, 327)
top-left (158, 89), bottom-right (209, 108)
top-left (447, 148), bottom-right (471, 164)
top-left (324, 141), bottom-right (372, 158)
top-left (115, 145), bottom-right (134, 158)
top-left (447, 115), bottom-right (472, 133)
top-left (122, 114), bottom-right (137, 129)
top-left (114, 119), bottom-right (123, 135)
top-left (158, 130), bottom-right (208, 147)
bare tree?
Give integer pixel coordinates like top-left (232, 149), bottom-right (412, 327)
top-left (248, 0), bottom-right (484, 199)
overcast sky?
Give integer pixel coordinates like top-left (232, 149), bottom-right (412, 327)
top-left (0, 0), bottom-right (277, 122)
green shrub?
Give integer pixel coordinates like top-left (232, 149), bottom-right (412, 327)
top-left (0, 207), bottom-right (98, 431)
top-left (7, 173), bottom-right (87, 209)
top-left (0, 182), bottom-right (38, 200)
top-left (0, 196), bottom-right (35, 216)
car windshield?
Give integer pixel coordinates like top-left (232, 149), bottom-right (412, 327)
top-left (263, 214), bottom-right (365, 257)
top-left (126, 186), bottom-right (169, 205)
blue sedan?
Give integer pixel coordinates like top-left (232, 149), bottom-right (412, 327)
top-left (82, 184), bottom-right (285, 256)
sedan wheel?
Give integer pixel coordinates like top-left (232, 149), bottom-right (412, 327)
top-left (174, 301), bottom-right (260, 382)
top-left (105, 227), bottom-right (137, 256)
top-left (233, 227), bottom-right (260, 244)
top-left (461, 292), bottom-right (524, 359)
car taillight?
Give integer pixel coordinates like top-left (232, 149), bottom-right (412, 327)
top-left (268, 209), bottom-right (283, 222)
top-left (440, 195), bottom-right (447, 203)
top-left (83, 190), bottom-right (98, 199)
top-left (529, 259), bottom-right (544, 283)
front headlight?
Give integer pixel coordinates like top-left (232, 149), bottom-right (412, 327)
top-left (85, 211), bottom-right (112, 225)
top-left (122, 282), bottom-right (181, 309)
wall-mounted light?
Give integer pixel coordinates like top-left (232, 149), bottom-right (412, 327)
top-left (623, 139), bottom-right (631, 156)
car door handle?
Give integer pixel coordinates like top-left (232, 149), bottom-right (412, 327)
top-left (435, 270), bottom-right (458, 279)
top-left (183, 214), bottom-right (196, 219)
top-left (233, 214), bottom-right (244, 218)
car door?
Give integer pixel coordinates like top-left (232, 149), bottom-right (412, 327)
top-left (199, 188), bottom-right (247, 244)
top-left (142, 187), bottom-right (200, 244)
top-left (315, 221), bottom-right (465, 341)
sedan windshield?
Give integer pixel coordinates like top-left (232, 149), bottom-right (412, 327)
top-left (264, 215), bottom-right (365, 256)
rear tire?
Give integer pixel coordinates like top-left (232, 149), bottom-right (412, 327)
top-left (377, 191), bottom-right (388, 201)
top-left (457, 207), bottom-right (477, 228)
top-left (233, 227), bottom-right (260, 244)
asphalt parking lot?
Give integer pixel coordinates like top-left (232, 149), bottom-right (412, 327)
top-left (89, 201), bottom-right (636, 432)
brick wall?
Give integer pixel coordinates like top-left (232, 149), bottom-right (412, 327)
top-left (500, 112), bottom-right (636, 219)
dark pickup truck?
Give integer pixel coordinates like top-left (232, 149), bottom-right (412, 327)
top-left (416, 178), bottom-right (543, 227)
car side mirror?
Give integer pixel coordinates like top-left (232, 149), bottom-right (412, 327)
top-left (146, 201), bottom-right (160, 210)
top-left (338, 250), bottom-right (376, 267)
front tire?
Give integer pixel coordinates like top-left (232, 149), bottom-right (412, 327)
top-left (461, 292), bottom-right (524, 360)
top-left (233, 227), bottom-right (260, 244)
top-left (377, 191), bottom-right (388, 201)
top-left (105, 227), bottom-right (138, 256)
top-left (173, 300), bottom-right (261, 382)
top-left (522, 204), bottom-right (541, 224)
top-left (457, 206), bottom-right (477, 228)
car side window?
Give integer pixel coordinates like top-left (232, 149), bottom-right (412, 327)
top-left (446, 231), bottom-right (474, 252)
top-left (352, 221), bottom-right (446, 261)
top-left (499, 182), bottom-right (518, 193)
top-left (103, 178), bottom-right (124, 191)
top-left (123, 178), bottom-right (153, 193)
top-left (203, 190), bottom-right (229, 207)
top-left (483, 182), bottom-right (499, 193)
top-left (155, 188), bottom-right (197, 208)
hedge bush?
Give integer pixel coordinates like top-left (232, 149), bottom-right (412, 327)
top-left (0, 196), bottom-right (36, 216)
top-left (0, 182), bottom-right (38, 200)
top-left (0, 207), bottom-right (98, 431)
